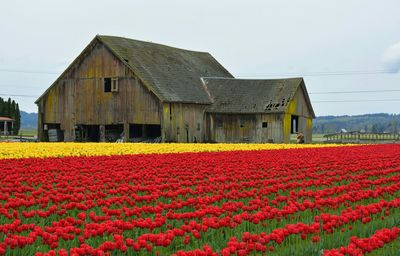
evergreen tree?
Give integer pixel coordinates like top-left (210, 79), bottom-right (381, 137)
top-left (14, 103), bottom-right (21, 134)
top-left (0, 97), bottom-right (21, 135)
top-left (5, 98), bottom-right (11, 117)
top-left (0, 98), bottom-right (3, 115)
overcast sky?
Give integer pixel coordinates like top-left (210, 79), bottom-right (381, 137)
top-left (1, 0), bottom-right (399, 116)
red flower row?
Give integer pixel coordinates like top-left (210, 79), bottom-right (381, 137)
top-left (0, 145), bottom-right (399, 255)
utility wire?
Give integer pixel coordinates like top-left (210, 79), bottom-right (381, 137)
top-left (0, 68), bottom-right (398, 76)
top-left (309, 89), bottom-right (400, 95)
top-left (236, 70), bottom-right (397, 77)
top-left (313, 99), bottom-right (400, 103)
top-left (4, 88), bottom-right (400, 98)
top-left (0, 94), bottom-right (39, 98)
top-left (0, 69), bottom-right (59, 75)
top-left (2, 93), bottom-right (400, 103)
top-left (2, 87), bottom-right (400, 102)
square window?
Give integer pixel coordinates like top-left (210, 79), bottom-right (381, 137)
top-left (104, 78), bottom-right (111, 92)
top-left (262, 122), bottom-right (268, 128)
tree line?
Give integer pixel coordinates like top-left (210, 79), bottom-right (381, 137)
top-left (0, 97), bottom-right (21, 135)
top-left (313, 113), bottom-right (400, 134)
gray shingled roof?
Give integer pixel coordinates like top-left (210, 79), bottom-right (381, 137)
top-left (202, 77), bottom-right (314, 115)
top-left (97, 35), bottom-right (233, 104)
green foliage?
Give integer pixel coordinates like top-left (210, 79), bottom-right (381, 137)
top-left (0, 96), bottom-right (21, 135)
top-left (314, 113), bottom-right (400, 134)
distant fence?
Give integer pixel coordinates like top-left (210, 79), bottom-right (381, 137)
top-left (324, 131), bottom-right (400, 144)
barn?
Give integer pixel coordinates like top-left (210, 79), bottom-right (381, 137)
top-left (36, 35), bottom-right (315, 143)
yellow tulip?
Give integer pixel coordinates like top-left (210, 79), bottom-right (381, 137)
top-left (0, 142), bottom-right (350, 160)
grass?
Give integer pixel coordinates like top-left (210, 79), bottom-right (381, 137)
top-left (290, 134), bottom-right (326, 144)
top-left (19, 128), bottom-right (37, 137)
top-left (0, 128), bottom-right (37, 141)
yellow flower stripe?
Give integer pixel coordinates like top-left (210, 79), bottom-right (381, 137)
top-left (0, 142), bottom-right (348, 159)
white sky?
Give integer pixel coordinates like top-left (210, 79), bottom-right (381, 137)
top-left (0, 0), bottom-right (399, 116)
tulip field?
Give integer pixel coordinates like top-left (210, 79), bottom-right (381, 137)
top-left (0, 143), bottom-right (399, 256)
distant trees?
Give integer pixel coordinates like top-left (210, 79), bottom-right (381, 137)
top-left (0, 97), bottom-right (21, 134)
top-left (313, 113), bottom-right (400, 134)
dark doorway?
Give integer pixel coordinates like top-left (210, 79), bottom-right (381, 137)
top-left (129, 123), bottom-right (161, 142)
top-left (129, 124), bottom-right (143, 138)
top-left (75, 125), bottom-right (100, 142)
top-left (291, 115), bottom-right (299, 134)
top-left (105, 124), bottom-right (124, 142)
top-left (146, 124), bottom-right (161, 138)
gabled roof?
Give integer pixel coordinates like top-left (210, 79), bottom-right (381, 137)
top-left (36, 35), bottom-right (233, 104)
top-left (35, 35), bottom-right (315, 119)
top-left (98, 36), bottom-right (234, 104)
top-left (202, 77), bottom-right (315, 117)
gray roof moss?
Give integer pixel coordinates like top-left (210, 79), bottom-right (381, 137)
top-left (97, 35), bottom-right (233, 104)
top-left (202, 77), bottom-right (314, 115)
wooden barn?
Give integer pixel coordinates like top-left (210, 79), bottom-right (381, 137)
top-left (36, 35), bottom-right (315, 143)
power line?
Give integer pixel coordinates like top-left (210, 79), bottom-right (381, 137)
top-left (236, 70), bottom-right (398, 77)
top-left (0, 68), bottom-right (399, 76)
top-left (1, 86), bottom-right (400, 102)
top-left (0, 94), bottom-right (39, 98)
top-left (2, 93), bottom-right (400, 104)
top-left (313, 99), bottom-right (400, 103)
top-left (4, 89), bottom-right (400, 98)
top-left (0, 69), bottom-right (58, 75)
top-left (310, 89), bottom-right (400, 95)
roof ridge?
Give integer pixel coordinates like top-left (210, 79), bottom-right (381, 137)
top-left (203, 77), bottom-right (304, 81)
top-left (97, 35), bottom-right (211, 55)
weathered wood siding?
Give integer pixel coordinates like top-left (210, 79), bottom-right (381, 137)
top-left (207, 84), bottom-right (313, 144)
top-left (207, 113), bottom-right (284, 143)
top-left (162, 103), bottom-right (206, 142)
top-left (38, 40), bottom-right (161, 141)
top-left (282, 85), bottom-right (313, 143)
top-left (37, 39), bottom-right (314, 144)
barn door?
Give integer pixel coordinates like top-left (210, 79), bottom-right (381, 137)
top-left (240, 118), bottom-right (250, 142)
top-left (215, 118), bottom-right (225, 142)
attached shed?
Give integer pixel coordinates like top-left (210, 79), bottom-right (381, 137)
top-left (36, 35), bottom-right (315, 143)
top-left (202, 77), bottom-right (315, 143)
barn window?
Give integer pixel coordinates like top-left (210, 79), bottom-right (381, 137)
top-left (216, 120), bottom-right (223, 128)
top-left (104, 78), bottom-right (111, 92)
top-left (240, 119), bottom-right (245, 128)
top-left (111, 78), bottom-right (118, 92)
top-left (262, 122), bottom-right (268, 128)
top-left (197, 122), bottom-right (201, 131)
top-left (291, 115), bottom-right (299, 133)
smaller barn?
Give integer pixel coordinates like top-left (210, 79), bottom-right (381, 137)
top-left (0, 117), bottom-right (14, 136)
top-left (202, 77), bottom-right (315, 143)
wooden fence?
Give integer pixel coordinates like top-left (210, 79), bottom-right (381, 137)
top-left (324, 131), bottom-right (400, 144)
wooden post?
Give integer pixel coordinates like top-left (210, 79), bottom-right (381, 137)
top-left (3, 121), bottom-right (6, 136)
top-left (124, 122), bottom-right (129, 142)
top-left (142, 125), bottom-right (147, 138)
top-left (99, 125), bottom-right (106, 142)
